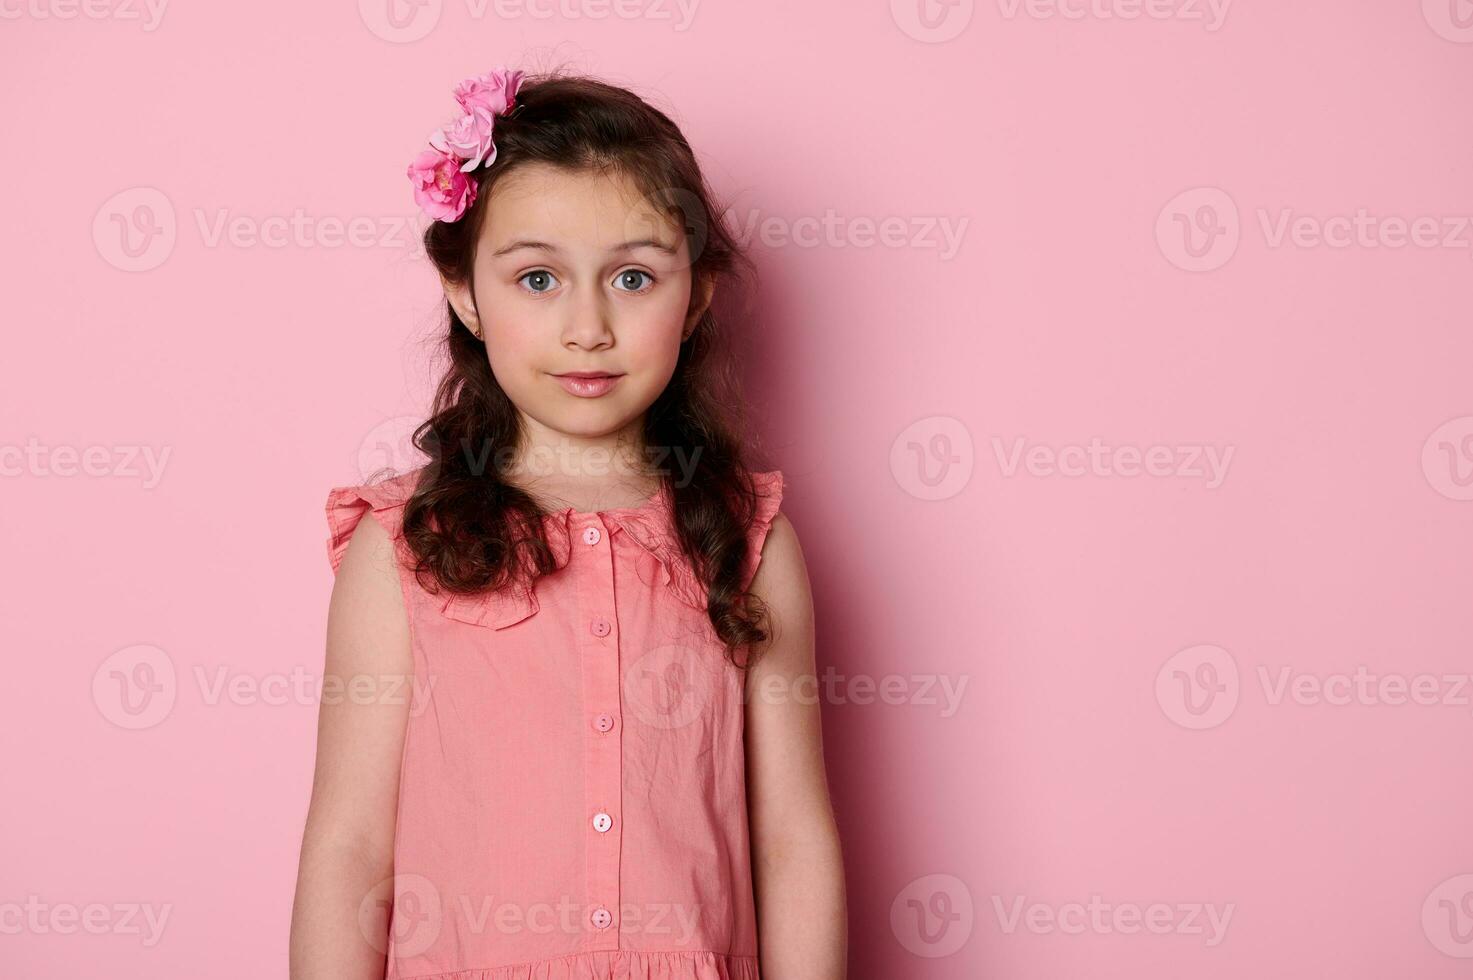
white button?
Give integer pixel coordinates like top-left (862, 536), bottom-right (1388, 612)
top-left (590, 906), bottom-right (612, 929)
top-left (582, 526), bottom-right (601, 545)
top-left (592, 812), bottom-right (613, 833)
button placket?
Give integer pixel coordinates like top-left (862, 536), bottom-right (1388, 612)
top-left (574, 516), bottom-right (622, 947)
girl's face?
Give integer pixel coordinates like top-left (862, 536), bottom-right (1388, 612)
top-left (443, 162), bottom-right (711, 473)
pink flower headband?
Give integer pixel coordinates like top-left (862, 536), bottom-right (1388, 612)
top-left (406, 68), bottom-right (526, 223)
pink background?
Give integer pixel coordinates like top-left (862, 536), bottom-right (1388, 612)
top-left (4, 0), bottom-right (1473, 977)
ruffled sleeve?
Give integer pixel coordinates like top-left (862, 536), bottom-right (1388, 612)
top-left (738, 469), bottom-right (785, 593)
top-left (323, 470), bottom-right (420, 575)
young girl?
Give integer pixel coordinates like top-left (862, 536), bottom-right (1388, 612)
top-left (289, 69), bottom-right (847, 979)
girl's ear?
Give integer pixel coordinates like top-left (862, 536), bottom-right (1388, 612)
top-left (683, 273), bottom-right (715, 341)
top-left (442, 276), bottom-right (483, 339)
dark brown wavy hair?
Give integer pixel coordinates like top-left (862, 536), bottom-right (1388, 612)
top-left (398, 70), bottom-right (772, 668)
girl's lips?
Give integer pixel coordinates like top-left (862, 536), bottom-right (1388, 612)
top-left (552, 373), bottom-right (624, 398)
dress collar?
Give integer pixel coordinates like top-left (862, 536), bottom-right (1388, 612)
top-left (437, 480), bottom-right (709, 629)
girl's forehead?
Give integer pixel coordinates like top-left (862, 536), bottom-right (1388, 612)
top-left (481, 163), bottom-right (679, 250)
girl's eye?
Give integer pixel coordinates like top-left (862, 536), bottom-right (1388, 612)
top-left (615, 269), bottom-right (655, 293)
top-left (517, 269), bottom-right (655, 295)
top-left (518, 270), bottom-right (559, 294)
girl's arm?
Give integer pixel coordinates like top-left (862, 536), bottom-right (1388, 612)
top-left (290, 515), bottom-right (413, 979)
top-left (744, 513), bottom-right (848, 979)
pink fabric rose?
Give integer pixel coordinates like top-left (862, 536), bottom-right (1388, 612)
top-left (453, 68), bottom-right (524, 117)
top-left (429, 107), bottom-right (499, 172)
top-left (406, 146), bottom-right (479, 223)
top-left (407, 66), bottom-right (524, 222)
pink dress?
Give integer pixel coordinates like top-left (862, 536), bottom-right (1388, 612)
top-left (324, 467), bottom-right (784, 980)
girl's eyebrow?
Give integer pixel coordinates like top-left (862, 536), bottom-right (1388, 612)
top-left (491, 238), bottom-right (678, 257)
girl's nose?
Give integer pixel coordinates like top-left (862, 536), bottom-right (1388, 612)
top-left (561, 283), bottom-right (614, 350)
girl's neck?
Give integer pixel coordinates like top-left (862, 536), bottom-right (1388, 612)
top-left (502, 435), bottom-right (661, 514)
